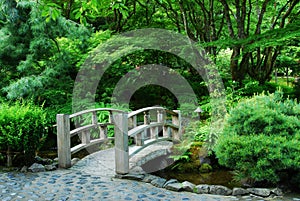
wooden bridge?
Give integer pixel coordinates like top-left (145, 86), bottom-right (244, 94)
top-left (56, 106), bottom-right (182, 174)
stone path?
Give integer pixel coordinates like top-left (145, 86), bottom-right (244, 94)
top-left (1, 148), bottom-right (300, 201)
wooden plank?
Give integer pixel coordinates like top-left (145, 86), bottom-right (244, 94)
top-left (128, 125), bottom-right (149, 137)
top-left (128, 107), bottom-right (164, 118)
top-left (69, 108), bottom-right (125, 119)
top-left (70, 123), bottom-right (113, 137)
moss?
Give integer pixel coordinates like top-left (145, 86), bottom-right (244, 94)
top-left (199, 163), bottom-right (213, 173)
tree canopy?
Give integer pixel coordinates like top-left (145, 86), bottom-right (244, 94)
top-left (0, 0), bottom-right (299, 108)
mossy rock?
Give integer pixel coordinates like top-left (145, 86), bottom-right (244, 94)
top-left (199, 163), bottom-right (213, 173)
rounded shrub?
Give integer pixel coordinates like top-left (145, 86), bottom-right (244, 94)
top-left (0, 101), bottom-right (48, 166)
top-left (214, 91), bottom-right (300, 187)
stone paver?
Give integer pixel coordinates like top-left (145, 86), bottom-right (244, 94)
top-left (0, 148), bottom-right (299, 200)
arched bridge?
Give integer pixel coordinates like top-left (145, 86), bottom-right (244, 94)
top-left (56, 107), bottom-right (182, 174)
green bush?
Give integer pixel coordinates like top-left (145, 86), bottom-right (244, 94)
top-left (0, 101), bottom-right (48, 166)
top-left (214, 92), bottom-right (300, 186)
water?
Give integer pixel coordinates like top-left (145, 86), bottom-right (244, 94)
top-left (154, 170), bottom-right (240, 189)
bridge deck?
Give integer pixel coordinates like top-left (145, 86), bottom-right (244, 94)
top-left (70, 141), bottom-right (173, 177)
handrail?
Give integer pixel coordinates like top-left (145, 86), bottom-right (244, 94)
top-left (69, 108), bottom-right (125, 118)
top-left (128, 106), bottom-right (164, 118)
top-left (57, 106), bottom-right (182, 172)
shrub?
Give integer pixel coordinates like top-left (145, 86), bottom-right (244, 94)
top-left (214, 92), bottom-right (300, 186)
top-left (0, 101), bottom-right (48, 166)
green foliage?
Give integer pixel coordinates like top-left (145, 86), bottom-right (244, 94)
top-left (214, 92), bottom-right (300, 185)
top-left (0, 101), bottom-right (49, 165)
top-left (226, 80), bottom-right (294, 109)
top-left (184, 121), bottom-right (210, 142)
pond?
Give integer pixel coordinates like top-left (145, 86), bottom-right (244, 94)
top-left (153, 169), bottom-right (241, 189)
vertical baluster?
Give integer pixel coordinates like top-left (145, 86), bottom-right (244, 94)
top-left (81, 130), bottom-right (90, 144)
top-left (100, 125), bottom-right (107, 139)
top-left (157, 110), bottom-right (163, 123)
top-left (133, 115), bottom-right (137, 128)
top-left (150, 126), bottom-right (158, 139)
top-left (144, 111), bottom-right (150, 125)
top-left (109, 111), bottom-right (113, 124)
top-left (171, 110), bottom-right (178, 140)
top-left (136, 130), bottom-right (145, 146)
top-left (92, 111), bottom-right (97, 125)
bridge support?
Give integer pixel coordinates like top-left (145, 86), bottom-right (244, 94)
top-left (57, 114), bottom-right (71, 168)
top-left (114, 113), bottom-right (129, 174)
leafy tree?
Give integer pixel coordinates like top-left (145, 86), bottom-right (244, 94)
top-left (0, 0), bottom-right (91, 107)
top-left (218, 0), bottom-right (300, 84)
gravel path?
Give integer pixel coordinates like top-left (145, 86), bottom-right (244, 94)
top-left (0, 148), bottom-right (299, 201)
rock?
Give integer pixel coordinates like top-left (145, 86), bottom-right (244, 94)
top-left (20, 166), bottom-right (28, 173)
top-left (150, 177), bottom-right (167, 188)
top-left (209, 185), bottom-right (232, 195)
top-left (142, 174), bottom-right (159, 183)
top-left (45, 164), bottom-right (57, 171)
top-left (129, 166), bottom-right (145, 174)
top-left (115, 174), bottom-right (145, 181)
top-left (232, 187), bottom-right (249, 196)
top-left (182, 181), bottom-right (195, 192)
top-left (71, 158), bottom-right (80, 166)
top-left (52, 162), bottom-right (59, 168)
top-left (271, 188), bottom-right (283, 196)
top-left (195, 184), bottom-right (210, 194)
top-left (163, 179), bottom-right (178, 188)
top-left (35, 156), bottom-right (52, 165)
top-left (165, 182), bottom-right (183, 191)
top-left (247, 188), bottom-right (271, 197)
top-left (28, 163), bottom-right (45, 173)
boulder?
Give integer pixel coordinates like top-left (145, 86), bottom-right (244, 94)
top-left (115, 174), bottom-right (145, 181)
top-left (165, 182), bottom-right (183, 191)
top-left (182, 181), bottom-right (196, 192)
top-left (20, 166), bottom-right (28, 173)
top-left (209, 185), bottom-right (232, 195)
top-left (271, 188), bottom-right (283, 196)
top-left (163, 179), bottom-right (178, 188)
top-left (45, 164), bottom-right (57, 171)
top-left (232, 187), bottom-right (249, 196)
top-left (247, 188), bottom-right (271, 197)
top-left (142, 174), bottom-right (159, 183)
top-left (195, 184), bottom-right (210, 194)
top-left (151, 177), bottom-right (167, 188)
top-left (34, 156), bottom-right (52, 165)
top-left (28, 163), bottom-right (45, 173)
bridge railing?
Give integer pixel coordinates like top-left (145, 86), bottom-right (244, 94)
top-left (127, 106), bottom-right (181, 148)
top-left (57, 107), bottom-right (181, 174)
top-left (56, 108), bottom-right (125, 168)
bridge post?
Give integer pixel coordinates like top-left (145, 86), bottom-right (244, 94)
top-left (172, 110), bottom-right (182, 141)
top-left (56, 114), bottom-right (71, 168)
top-left (114, 113), bottom-right (129, 174)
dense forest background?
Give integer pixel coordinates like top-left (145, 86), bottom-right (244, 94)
top-left (1, 0), bottom-right (299, 112)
